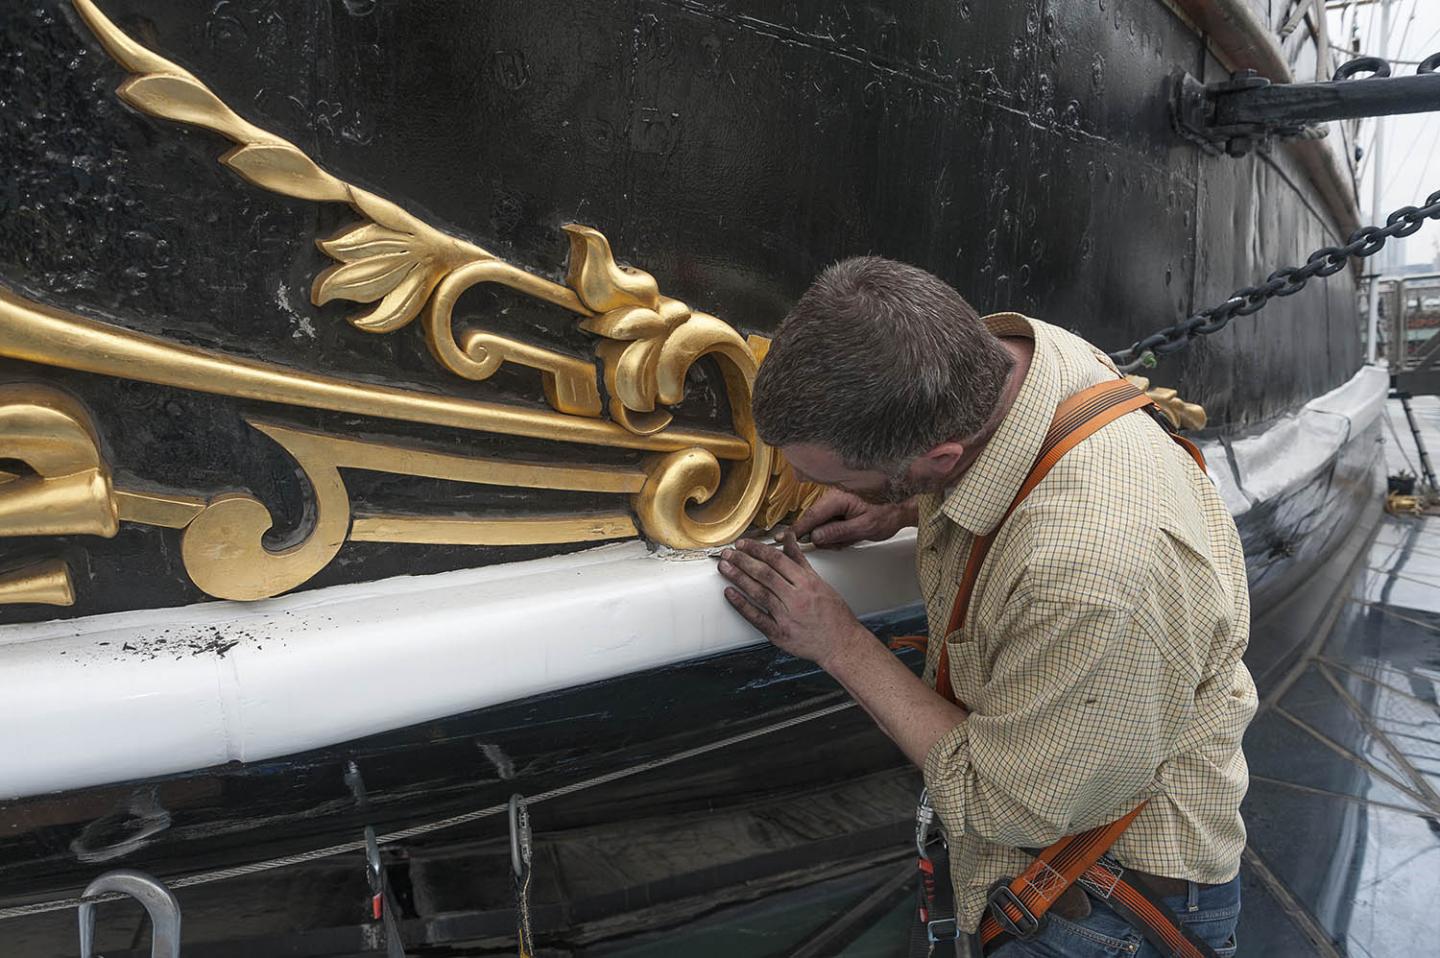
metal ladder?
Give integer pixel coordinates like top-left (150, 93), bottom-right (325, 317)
top-left (1392, 388), bottom-right (1439, 496)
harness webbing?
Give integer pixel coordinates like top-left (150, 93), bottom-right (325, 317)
top-left (925, 377), bottom-right (1217, 958)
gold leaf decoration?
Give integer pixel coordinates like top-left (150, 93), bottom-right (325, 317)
top-left (71, 0), bottom-right (492, 339)
top-left (313, 255), bottom-right (417, 305)
top-left (60, 0), bottom-right (799, 559)
top-left (314, 224), bottom-right (440, 331)
top-left (220, 145), bottom-right (348, 203)
top-left (352, 266), bottom-right (435, 332)
top-left (117, 74), bottom-right (239, 132)
top-left (564, 226), bottom-right (661, 312)
top-left (564, 225), bottom-right (698, 430)
top-left (318, 224), bottom-right (414, 261)
top-left (1125, 375), bottom-right (1208, 431)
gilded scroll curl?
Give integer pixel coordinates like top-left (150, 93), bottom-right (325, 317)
top-left (620, 312), bottom-right (776, 549)
top-left (424, 260), bottom-right (602, 417)
top-left (181, 424), bottom-right (351, 602)
top-left (182, 421), bottom-right (649, 601)
top-left (649, 318), bottom-right (773, 547)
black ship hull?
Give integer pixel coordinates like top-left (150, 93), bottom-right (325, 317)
top-left (0, 0), bottom-right (1388, 952)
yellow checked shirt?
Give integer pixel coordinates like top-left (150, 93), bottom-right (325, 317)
top-left (916, 314), bottom-right (1256, 932)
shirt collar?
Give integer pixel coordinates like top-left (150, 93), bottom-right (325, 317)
top-left (935, 312), bottom-right (1062, 536)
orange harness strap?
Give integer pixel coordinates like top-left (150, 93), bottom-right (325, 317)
top-left (934, 377), bottom-right (1203, 700)
top-left (927, 378), bottom-right (1212, 957)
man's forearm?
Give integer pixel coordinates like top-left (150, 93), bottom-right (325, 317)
top-left (822, 626), bottom-right (969, 768)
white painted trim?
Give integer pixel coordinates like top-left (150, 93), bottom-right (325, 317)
top-left (0, 535), bottom-right (921, 799)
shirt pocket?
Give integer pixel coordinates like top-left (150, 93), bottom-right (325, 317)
top-left (943, 627), bottom-right (990, 709)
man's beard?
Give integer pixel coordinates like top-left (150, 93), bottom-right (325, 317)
top-left (856, 465), bottom-right (933, 505)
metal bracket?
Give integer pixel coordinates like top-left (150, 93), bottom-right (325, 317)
top-left (1172, 54), bottom-right (1440, 157)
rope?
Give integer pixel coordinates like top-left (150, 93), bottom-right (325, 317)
top-left (0, 699), bottom-right (857, 923)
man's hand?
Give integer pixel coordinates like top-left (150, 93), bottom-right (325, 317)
top-left (791, 489), bottom-right (918, 548)
top-left (717, 532), bottom-right (869, 667)
top-left (717, 531), bottom-right (968, 767)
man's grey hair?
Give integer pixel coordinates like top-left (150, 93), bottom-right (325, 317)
top-left (752, 256), bottom-right (1014, 471)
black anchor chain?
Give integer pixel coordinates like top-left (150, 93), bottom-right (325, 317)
top-left (1109, 188), bottom-right (1440, 373)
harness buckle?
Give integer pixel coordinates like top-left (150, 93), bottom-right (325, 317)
top-left (986, 880), bottom-right (1045, 940)
top-left (926, 916), bottom-right (960, 943)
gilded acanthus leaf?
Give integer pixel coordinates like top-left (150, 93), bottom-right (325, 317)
top-left (117, 74), bottom-right (241, 135)
top-left (313, 255), bottom-right (417, 306)
top-left (318, 224), bottom-right (414, 262)
top-left (350, 266), bottom-right (436, 332)
top-left (220, 145), bottom-right (348, 203)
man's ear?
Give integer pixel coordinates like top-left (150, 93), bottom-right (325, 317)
top-left (910, 442), bottom-right (967, 481)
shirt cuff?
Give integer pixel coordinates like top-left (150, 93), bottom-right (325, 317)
top-left (922, 719), bottom-right (972, 833)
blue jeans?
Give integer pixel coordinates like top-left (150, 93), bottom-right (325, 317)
top-left (988, 877), bottom-right (1240, 957)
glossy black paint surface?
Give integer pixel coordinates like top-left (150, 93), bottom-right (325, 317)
top-left (0, 0), bottom-right (1360, 621)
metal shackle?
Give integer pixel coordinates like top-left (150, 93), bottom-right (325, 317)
top-left (78, 869), bottom-right (181, 958)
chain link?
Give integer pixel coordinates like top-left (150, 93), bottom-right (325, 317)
top-left (1109, 189), bottom-right (1440, 373)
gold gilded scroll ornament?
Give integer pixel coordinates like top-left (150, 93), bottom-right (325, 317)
top-left (182, 421), bottom-right (644, 601)
top-left (64, 0), bottom-right (805, 547)
top-left (0, 385), bottom-right (648, 602)
top-left (68, 0), bottom-right (604, 417)
top-left (0, 1), bottom-right (822, 602)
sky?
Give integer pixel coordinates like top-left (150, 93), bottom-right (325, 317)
top-left (1329, 0), bottom-right (1440, 268)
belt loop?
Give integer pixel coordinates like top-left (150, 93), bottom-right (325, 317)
top-left (1186, 880), bottom-right (1199, 913)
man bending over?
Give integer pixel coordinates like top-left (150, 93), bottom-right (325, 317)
top-left (717, 256), bottom-right (1254, 957)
